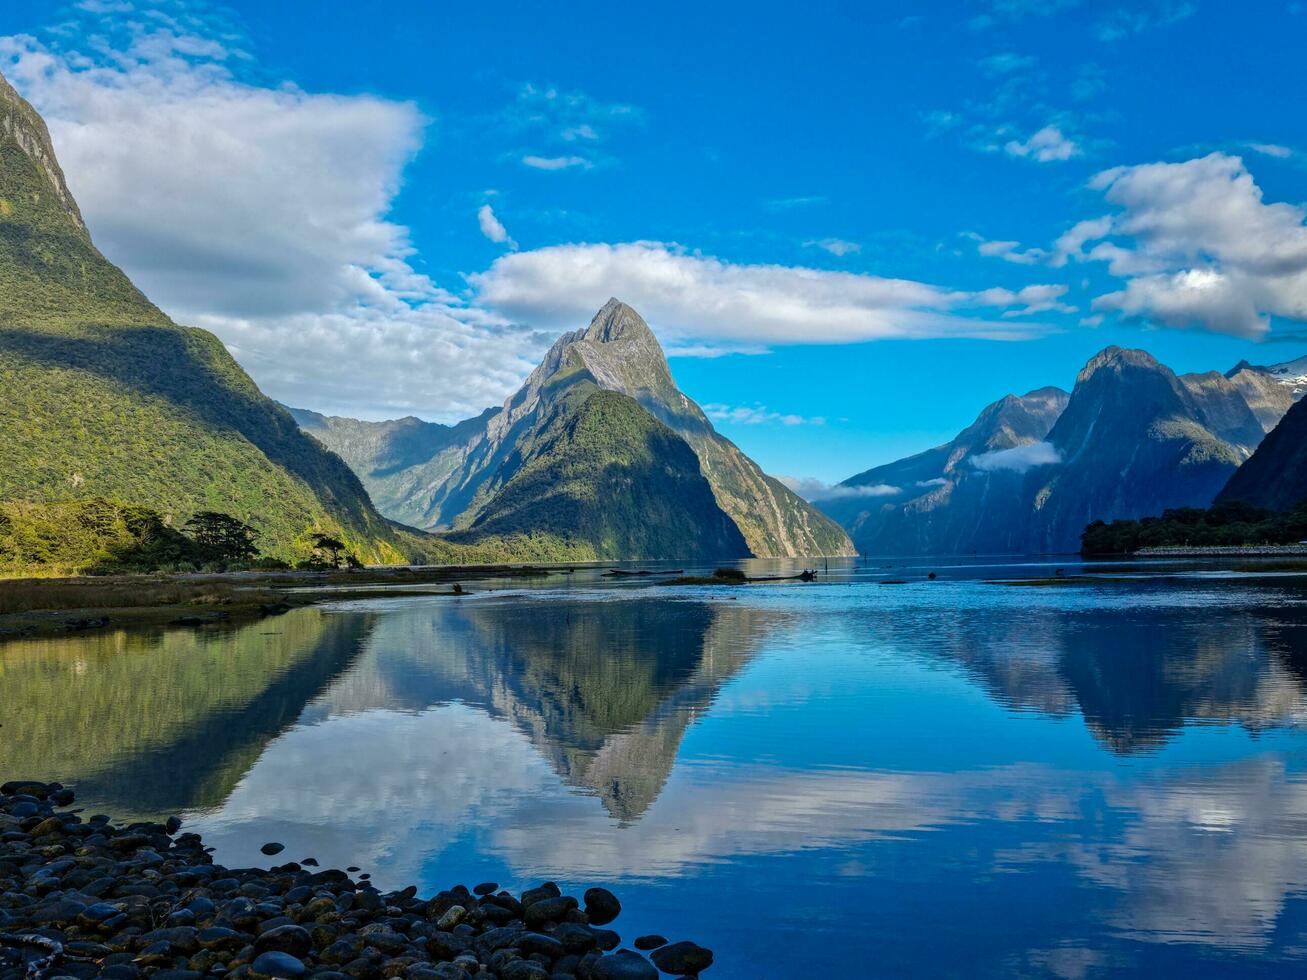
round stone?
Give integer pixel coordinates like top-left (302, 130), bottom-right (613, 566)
top-left (583, 887), bottom-right (621, 926)
top-left (650, 940), bottom-right (714, 975)
top-left (251, 950), bottom-right (307, 978)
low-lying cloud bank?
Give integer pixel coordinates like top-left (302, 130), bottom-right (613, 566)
top-left (779, 477), bottom-right (902, 502)
top-left (969, 441), bottom-right (1063, 473)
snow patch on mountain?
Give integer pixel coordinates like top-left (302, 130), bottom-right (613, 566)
top-left (1266, 354), bottom-right (1307, 390)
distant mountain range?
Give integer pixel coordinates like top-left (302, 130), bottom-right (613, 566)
top-left (820, 347), bottom-right (1306, 556)
top-left (0, 70), bottom-right (405, 563)
top-left (295, 300), bottom-right (853, 560)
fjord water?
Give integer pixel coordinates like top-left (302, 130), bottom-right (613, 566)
top-left (7, 562), bottom-right (1307, 977)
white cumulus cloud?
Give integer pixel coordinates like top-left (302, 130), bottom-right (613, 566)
top-left (1067, 153), bottom-right (1307, 337)
top-left (470, 241), bottom-right (1073, 345)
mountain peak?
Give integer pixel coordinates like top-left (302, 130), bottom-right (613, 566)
top-left (583, 297), bottom-right (656, 345)
top-left (1077, 346), bottom-right (1163, 384)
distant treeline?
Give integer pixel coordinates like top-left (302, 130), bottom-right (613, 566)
top-left (0, 498), bottom-right (359, 576)
top-left (1081, 499), bottom-right (1307, 556)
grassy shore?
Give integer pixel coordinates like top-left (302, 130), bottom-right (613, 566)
top-left (0, 565), bottom-right (561, 638)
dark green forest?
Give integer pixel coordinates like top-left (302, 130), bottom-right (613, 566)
top-left (1081, 500), bottom-right (1307, 555)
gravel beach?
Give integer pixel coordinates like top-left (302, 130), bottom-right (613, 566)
top-left (0, 781), bottom-right (713, 980)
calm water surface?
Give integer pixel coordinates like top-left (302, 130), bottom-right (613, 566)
top-left (7, 558), bottom-right (1307, 977)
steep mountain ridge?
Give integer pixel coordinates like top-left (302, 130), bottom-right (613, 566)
top-left (0, 70), bottom-right (405, 563)
top-left (1218, 394), bottom-right (1307, 511)
top-left (1220, 361), bottom-right (1300, 434)
top-left (301, 300), bottom-right (854, 558)
top-left (1262, 354), bottom-right (1307, 396)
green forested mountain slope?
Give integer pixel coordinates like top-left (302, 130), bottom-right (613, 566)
top-left (0, 70), bottom-right (404, 563)
top-left (445, 377), bottom-right (749, 561)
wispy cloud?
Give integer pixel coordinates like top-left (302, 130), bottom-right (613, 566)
top-left (1247, 142), bottom-right (1293, 159)
top-left (1004, 124), bottom-right (1080, 162)
top-left (778, 477), bottom-right (901, 502)
top-left (764, 195), bottom-right (826, 211)
top-left (477, 203), bottom-right (516, 248)
top-left (521, 154), bottom-right (593, 171)
top-left (804, 238), bottom-right (861, 257)
top-left (506, 82), bottom-right (639, 172)
top-left (978, 52), bottom-right (1037, 76)
top-left (1095, 2), bottom-right (1195, 41)
top-left (663, 343), bottom-right (769, 359)
top-left (966, 232), bottom-right (1050, 266)
top-left (704, 404), bottom-right (825, 427)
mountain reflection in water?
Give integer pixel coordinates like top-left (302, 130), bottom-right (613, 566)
top-left (6, 570), bottom-right (1307, 977)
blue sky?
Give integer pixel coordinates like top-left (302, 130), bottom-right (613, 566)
top-left (4, 0), bottom-right (1307, 485)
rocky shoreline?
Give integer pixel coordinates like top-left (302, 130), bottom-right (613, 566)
top-left (1134, 544), bottom-right (1307, 557)
top-left (0, 782), bottom-right (713, 979)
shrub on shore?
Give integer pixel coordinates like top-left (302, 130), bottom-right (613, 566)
top-left (0, 499), bottom-right (277, 575)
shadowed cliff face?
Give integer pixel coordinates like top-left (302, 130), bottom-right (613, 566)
top-left (307, 596), bottom-right (779, 822)
top-left (1219, 393), bottom-right (1307, 512)
top-left (0, 608), bottom-right (375, 818)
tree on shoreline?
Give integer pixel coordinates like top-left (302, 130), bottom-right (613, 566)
top-left (184, 511), bottom-right (259, 564)
top-left (309, 532), bottom-right (348, 568)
